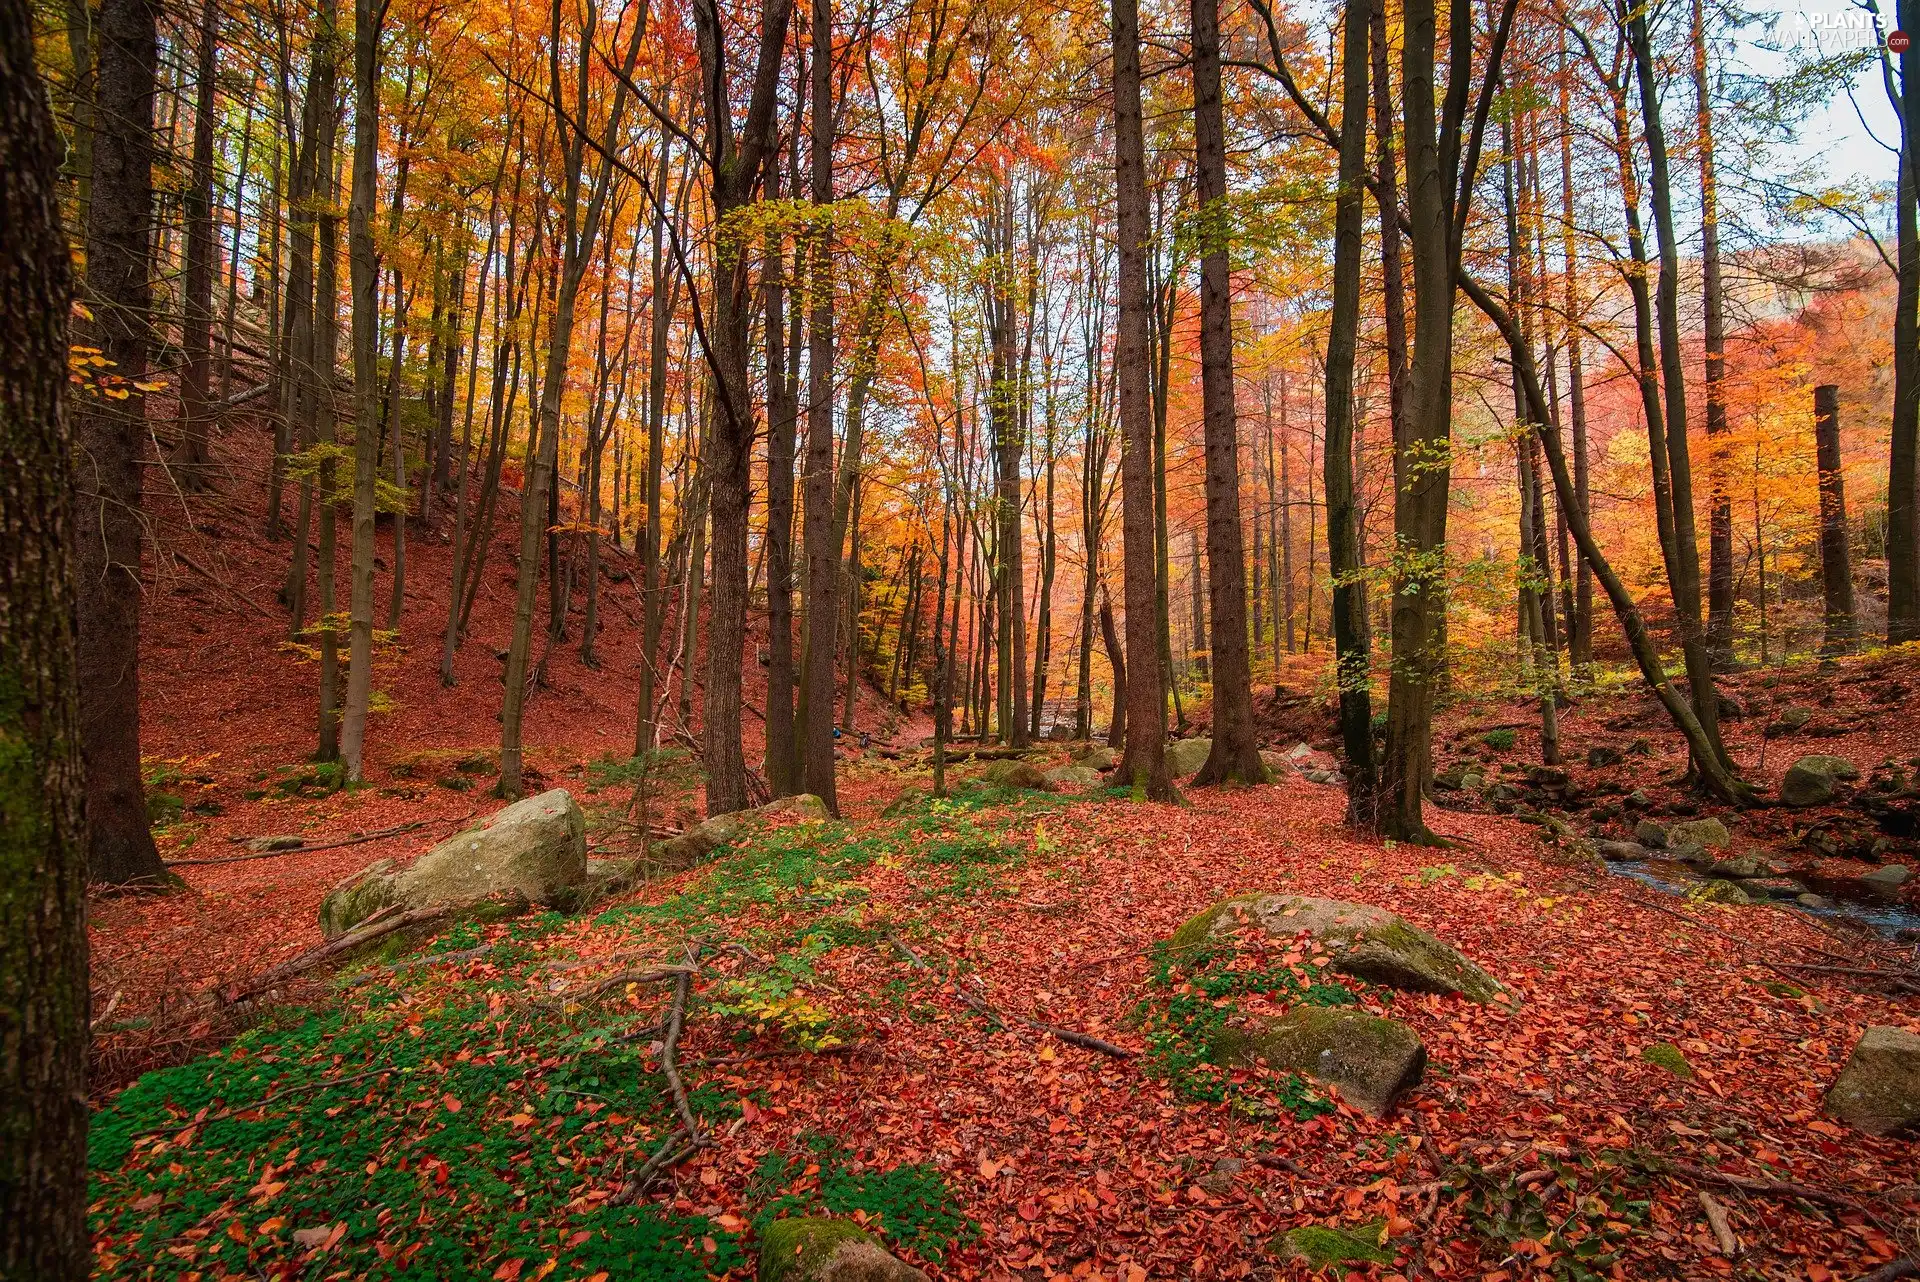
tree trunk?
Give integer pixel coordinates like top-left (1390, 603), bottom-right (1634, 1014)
top-left (1692, 0), bottom-right (1734, 668)
top-left (1815, 384), bottom-right (1858, 655)
top-left (763, 145), bottom-right (798, 794)
top-left (341, 0), bottom-right (381, 782)
top-left (73, 0), bottom-right (169, 886)
top-left (694, 0), bottom-right (791, 815)
top-left (0, 26), bottom-right (92, 1266)
top-left (1099, 584), bottom-right (1127, 750)
top-left (1558, 31), bottom-right (1593, 673)
top-left (1321, 0), bottom-right (1377, 816)
top-left (313, 69), bottom-right (342, 761)
top-left (168, 0), bottom-right (218, 484)
top-left (799, 0), bottom-right (840, 808)
top-left (1110, 0), bottom-right (1174, 800)
top-left (1888, 0), bottom-right (1920, 642)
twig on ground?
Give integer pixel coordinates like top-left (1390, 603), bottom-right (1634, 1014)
top-left (1698, 1190), bottom-right (1740, 1257)
top-left (610, 943), bottom-right (708, 1205)
top-left (1855, 1261), bottom-right (1920, 1282)
top-left (1652, 1158), bottom-right (1865, 1211)
top-left (888, 932), bottom-right (1134, 1060)
top-left (224, 904), bottom-right (455, 1003)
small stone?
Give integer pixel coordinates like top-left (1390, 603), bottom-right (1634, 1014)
top-left (1860, 864), bottom-right (1912, 896)
top-left (1707, 852), bottom-right (1778, 879)
top-left (1587, 745), bottom-right (1624, 768)
top-left (1797, 892), bottom-right (1835, 909)
top-left (1073, 745), bottom-right (1117, 770)
top-left (1044, 765), bottom-right (1103, 792)
top-left (1824, 1025), bottom-right (1920, 1137)
top-left (1688, 879), bottom-right (1755, 905)
top-left (1624, 789), bottom-right (1652, 810)
top-left (1595, 840), bottom-right (1648, 862)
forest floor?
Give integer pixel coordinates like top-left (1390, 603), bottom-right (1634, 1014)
top-left (85, 414), bottom-right (1920, 1279)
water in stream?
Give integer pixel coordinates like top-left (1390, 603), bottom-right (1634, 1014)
top-left (1607, 857), bottom-right (1920, 941)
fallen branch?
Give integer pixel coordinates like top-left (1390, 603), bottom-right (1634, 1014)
top-left (888, 933), bottom-right (1134, 1060)
top-left (1855, 1260), bottom-right (1920, 1282)
top-left (1654, 1159), bottom-right (1865, 1211)
top-left (1775, 961), bottom-right (1920, 992)
top-left (1698, 1190), bottom-right (1740, 1257)
top-left (224, 904), bottom-right (455, 1003)
top-left (169, 820), bottom-right (437, 867)
top-left (611, 945), bottom-right (707, 1205)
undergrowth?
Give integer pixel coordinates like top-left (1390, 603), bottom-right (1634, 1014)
top-left (1450, 1151), bottom-right (1650, 1281)
top-left (746, 1133), bottom-right (974, 1263)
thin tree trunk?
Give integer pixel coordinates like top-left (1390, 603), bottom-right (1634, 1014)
top-left (168, 0), bottom-right (219, 483)
top-left (1692, 0), bottom-right (1734, 667)
top-left (799, 0), bottom-right (840, 807)
top-left (341, 0), bottom-right (381, 781)
top-left (0, 27), bottom-right (92, 1265)
top-left (1887, 0), bottom-right (1920, 642)
top-left (762, 143), bottom-right (798, 794)
top-left (313, 80), bottom-right (342, 761)
top-left (1558, 32), bottom-right (1594, 672)
top-left (1815, 384), bottom-right (1858, 654)
top-left (1099, 584), bottom-right (1127, 749)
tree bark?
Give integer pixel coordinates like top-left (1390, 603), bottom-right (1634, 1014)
top-left (798, 0), bottom-right (840, 808)
top-left (762, 144), bottom-right (798, 795)
top-left (168, 0), bottom-right (219, 484)
top-left (1814, 384), bottom-right (1858, 655)
top-left (1320, 0), bottom-right (1376, 815)
top-left (0, 21), bottom-right (91, 1267)
top-left (341, 0), bottom-right (381, 782)
top-left (1888, 0), bottom-right (1920, 642)
top-left (73, 0), bottom-right (169, 886)
top-left (1692, 0), bottom-right (1734, 667)
top-left (1111, 0), bottom-right (1174, 800)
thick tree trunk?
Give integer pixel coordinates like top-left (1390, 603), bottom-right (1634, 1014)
top-left (74, 0), bottom-right (169, 886)
top-left (313, 76), bottom-right (342, 761)
top-left (1814, 384), bottom-right (1858, 655)
top-left (0, 25), bottom-right (92, 1268)
top-left (1320, 0), bottom-right (1377, 816)
top-left (1558, 33), bottom-right (1593, 673)
top-left (1110, 0), bottom-right (1174, 800)
top-left (1187, 0), bottom-right (1264, 794)
top-left (694, 0), bottom-right (791, 816)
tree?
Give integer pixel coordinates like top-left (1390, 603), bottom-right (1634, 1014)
top-left (168, 0), bottom-right (221, 485)
top-left (1886, 0), bottom-right (1919, 643)
top-left (1813, 384), bottom-right (1857, 654)
top-left (0, 6), bottom-right (91, 1266)
top-left (800, 0), bottom-right (840, 808)
top-left (342, 0), bottom-right (382, 782)
top-left (1317, 0), bottom-right (1376, 817)
top-left (1188, 0), bottom-right (1264, 787)
top-left (73, 0), bottom-right (171, 886)
top-left (1110, 0), bottom-right (1174, 801)
top-left (693, 0), bottom-right (794, 815)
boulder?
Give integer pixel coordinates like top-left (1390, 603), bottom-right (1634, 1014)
top-left (1741, 876), bottom-right (1809, 900)
top-left (880, 788), bottom-right (926, 818)
top-left (1270, 1221), bottom-right (1395, 1268)
top-left (758, 1217), bottom-right (928, 1282)
top-left (1595, 840), bottom-right (1649, 862)
top-left (1859, 864), bottom-right (1912, 898)
top-left (1688, 879), bottom-right (1756, 905)
top-left (1667, 817), bottom-right (1731, 850)
top-left (1798, 892), bottom-right (1836, 909)
top-left (1073, 745), bottom-right (1118, 771)
top-left (1823, 1025), bottom-right (1920, 1137)
top-left (1260, 750), bottom-right (1290, 779)
top-left (319, 790), bottom-right (586, 938)
top-left (1717, 690), bottom-right (1750, 720)
top-left (1171, 893), bottom-right (1506, 1004)
top-left (1302, 768), bottom-right (1345, 786)
top-left (1633, 819), bottom-right (1668, 848)
top-left (982, 759), bottom-right (1048, 790)
top-left (1165, 737), bottom-right (1213, 776)
top-left (655, 793), bottom-right (830, 870)
top-left (1586, 744), bottom-right (1625, 768)
top-left (1782, 754), bottom-right (1859, 808)
top-left (1764, 706), bottom-right (1814, 738)
top-left (1707, 852), bottom-right (1779, 879)
top-left (1044, 765), bottom-right (1104, 792)
top-left (1208, 1006), bottom-right (1426, 1117)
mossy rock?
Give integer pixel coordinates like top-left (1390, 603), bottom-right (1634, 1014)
top-left (881, 788), bottom-right (927, 818)
top-left (1271, 1220), bottom-right (1394, 1268)
top-left (1044, 765), bottom-right (1103, 792)
top-left (655, 793), bottom-right (832, 870)
top-left (1824, 1025), bottom-right (1920, 1137)
top-left (1782, 754), bottom-right (1859, 807)
top-left (980, 760), bottom-right (1047, 790)
top-left (1073, 745), bottom-right (1118, 770)
top-left (1640, 1042), bottom-right (1694, 1079)
top-left (1208, 1007), bottom-right (1425, 1117)
top-left (319, 859), bottom-right (401, 938)
top-left (1164, 737), bottom-right (1212, 776)
top-left (1686, 879), bottom-right (1755, 906)
top-left (1170, 893), bottom-right (1508, 1004)
top-left (1666, 817), bottom-right (1730, 850)
top-left (758, 1217), bottom-right (928, 1282)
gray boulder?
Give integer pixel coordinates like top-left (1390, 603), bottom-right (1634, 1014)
top-left (1633, 819), bottom-right (1668, 848)
top-left (1073, 745), bottom-right (1118, 771)
top-left (1667, 818), bottom-right (1731, 850)
top-left (1207, 1006), bottom-right (1426, 1117)
top-left (1765, 706), bottom-right (1814, 738)
top-left (320, 790), bottom-right (586, 937)
top-left (1260, 750), bottom-right (1291, 779)
top-left (1165, 737), bottom-right (1213, 776)
top-left (1587, 744), bottom-right (1624, 768)
top-left (1707, 852), bottom-right (1779, 879)
top-left (1781, 754), bottom-right (1859, 807)
top-left (1595, 840), bottom-right (1649, 862)
top-left (982, 759), bottom-right (1048, 790)
top-left (1171, 893), bottom-right (1506, 1003)
top-left (655, 793), bottom-right (830, 869)
top-left (1860, 864), bottom-right (1912, 897)
top-left (1824, 1025), bottom-right (1920, 1137)
top-left (1044, 765), bottom-right (1104, 792)
top-left (758, 1217), bottom-right (928, 1282)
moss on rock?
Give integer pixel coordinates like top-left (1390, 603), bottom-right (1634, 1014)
top-left (1207, 1006), bottom-right (1426, 1117)
top-left (1270, 1220), bottom-right (1394, 1267)
top-left (1640, 1042), bottom-right (1694, 1079)
top-left (981, 760), bottom-right (1048, 790)
top-left (758, 1217), bottom-right (928, 1282)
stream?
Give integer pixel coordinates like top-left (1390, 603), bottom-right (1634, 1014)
top-left (1607, 856), bottom-right (1920, 941)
